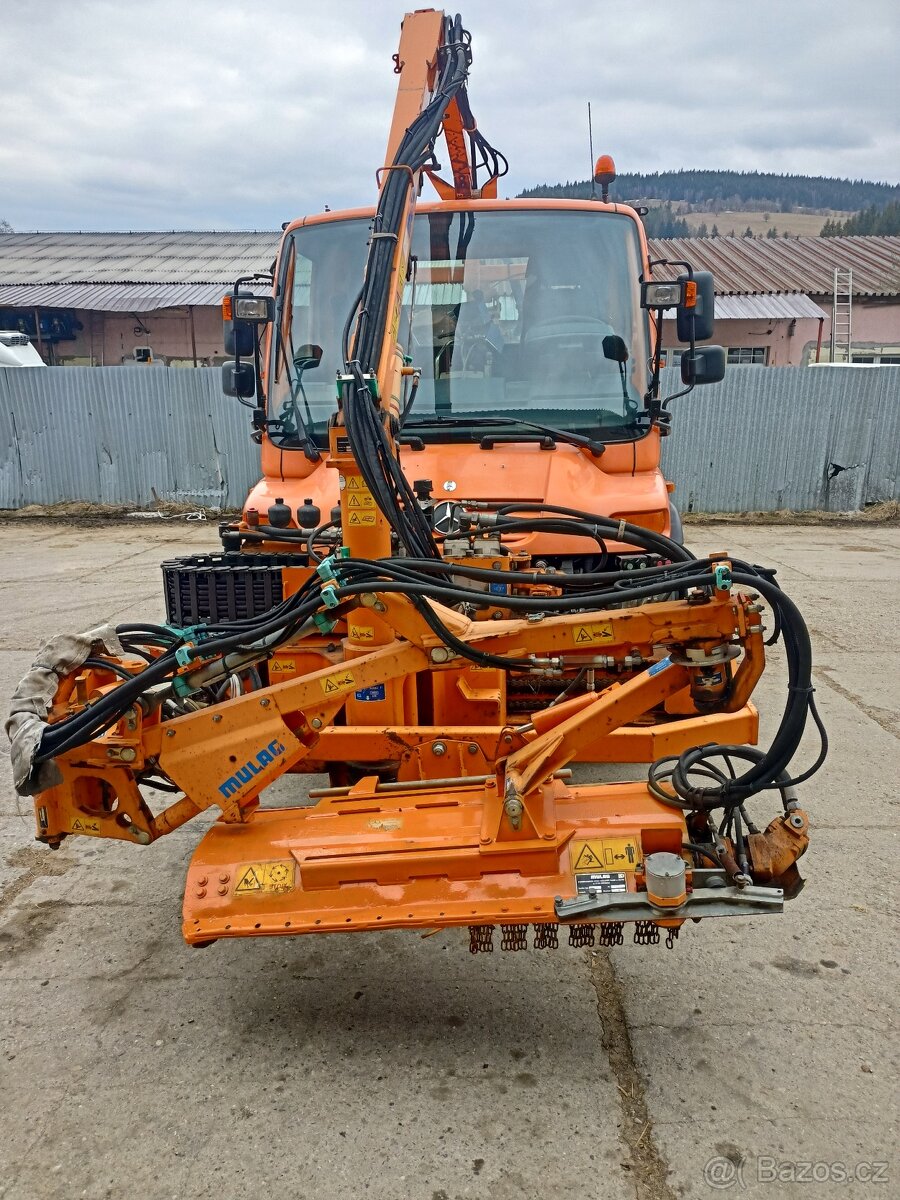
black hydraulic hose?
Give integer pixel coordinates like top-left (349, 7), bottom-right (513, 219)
top-left (495, 503), bottom-right (693, 564)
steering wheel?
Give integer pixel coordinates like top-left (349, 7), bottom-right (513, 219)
top-left (523, 316), bottom-right (614, 343)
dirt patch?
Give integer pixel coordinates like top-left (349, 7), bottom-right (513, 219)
top-left (683, 500), bottom-right (900, 526)
top-left (0, 503), bottom-right (239, 528)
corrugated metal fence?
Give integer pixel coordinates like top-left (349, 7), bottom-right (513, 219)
top-left (0, 367), bottom-right (254, 509)
top-left (0, 365), bottom-right (897, 513)
top-left (658, 364), bottom-right (900, 513)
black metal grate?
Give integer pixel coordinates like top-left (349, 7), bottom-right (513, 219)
top-left (161, 553), bottom-right (295, 625)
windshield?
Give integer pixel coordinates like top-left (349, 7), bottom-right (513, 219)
top-left (268, 209), bottom-right (648, 448)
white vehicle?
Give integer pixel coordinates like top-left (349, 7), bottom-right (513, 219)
top-left (0, 332), bottom-right (45, 367)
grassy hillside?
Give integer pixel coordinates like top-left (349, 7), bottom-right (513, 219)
top-left (520, 170), bottom-right (900, 212)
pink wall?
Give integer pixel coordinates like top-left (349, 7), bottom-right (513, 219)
top-left (49, 306), bottom-right (227, 366)
top-left (662, 316), bottom-right (824, 365)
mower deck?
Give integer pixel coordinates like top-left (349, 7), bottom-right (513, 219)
top-left (184, 776), bottom-right (693, 942)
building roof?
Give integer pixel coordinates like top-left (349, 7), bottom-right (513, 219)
top-left (1, 229), bottom-right (897, 313)
top-left (648, 235), bottom-right (900, 297)
top-left (700, 293), bottom-right (827, 320)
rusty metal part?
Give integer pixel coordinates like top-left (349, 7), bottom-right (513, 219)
top-left (747, 809), bottom-right (809, 894)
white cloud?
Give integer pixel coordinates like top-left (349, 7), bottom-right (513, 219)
top-left (1, 0), bottom-right (897, 230)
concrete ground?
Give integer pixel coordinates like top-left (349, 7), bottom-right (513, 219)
top-left (0, 517), bottom-right (896, 1200)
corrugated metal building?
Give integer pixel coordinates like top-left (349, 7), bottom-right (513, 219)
top-left (652, 234), bottom-right (900, 364)
top-left (0, 232), bottom-right (280, 366)
top-left (0, 228), bottom-right (898, 367)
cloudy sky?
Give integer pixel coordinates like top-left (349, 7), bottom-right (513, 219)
top-left (2, 0), bottom-right (898, 231)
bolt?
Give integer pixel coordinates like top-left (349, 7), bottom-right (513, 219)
top-left (468, 743), bottom-right (478, 755)
top-left (503, 734), bottom-right (513, 745)
top-left (197, 876), bottom-right (208, 886)
top-left (260, 698), bottom-right (270, 708)
top-left (219, 873), bottom-right (229, 883)
top-left (212, 714), bottom-right (222, 724)
top-left (311, 717), bottom-right (322, 730)
top-left (120, 747), bottom-right (137, 763)
top-left (196, 888), bottom-right (207, 899)
top-left (432, 741), bottom-right (447, 756)
top-left (789, 814), bottom-right (804, 829)
top-left (165, 728), bottom-right (176, 738)
top-left (217, 886), bottom-right (228, 896)
top-left (492, 561), bottom-right (502, 570)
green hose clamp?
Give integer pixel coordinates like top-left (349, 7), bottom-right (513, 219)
top-left (713, 564), bottom-right (732, 591)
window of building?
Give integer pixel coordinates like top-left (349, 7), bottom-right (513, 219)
top-left (727, 346), bottom-right (769, 365)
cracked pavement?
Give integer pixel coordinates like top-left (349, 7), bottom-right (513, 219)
top-left (0, 518), bottom-right (897, 1199)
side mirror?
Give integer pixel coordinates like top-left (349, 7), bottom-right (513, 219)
top-left (224, 320), bottom-right (254, 357)
top-left (680, 345), bottom-right (726, 386)
top-left (294, 343), bottom-right (323, 371)
top-left (676, 271), bottom-right (716, 342)
top-left (602, 334), bottom-right (629, 363)
top-left (222, 361), bottom-right (257, 399)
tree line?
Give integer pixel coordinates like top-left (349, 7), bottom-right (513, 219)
top-left (519, 170), bottom-right (900, 213)
top-left (821, 201), bottom-right (900, 236)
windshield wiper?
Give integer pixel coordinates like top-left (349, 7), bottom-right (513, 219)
top-left (403, 415), bottom-right (605, 457)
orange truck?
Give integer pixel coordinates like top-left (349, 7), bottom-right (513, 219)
top-left (8, 11), bottom-right (822, 953)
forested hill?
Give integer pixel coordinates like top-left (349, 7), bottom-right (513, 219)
top-left (519, 170), bottom-right (900, 212)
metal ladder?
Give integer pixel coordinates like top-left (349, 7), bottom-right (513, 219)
top-left (830, 267), bottom-right (853, 362)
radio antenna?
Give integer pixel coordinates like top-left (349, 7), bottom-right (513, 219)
top-left (588, 101), bottom-right (596, 199)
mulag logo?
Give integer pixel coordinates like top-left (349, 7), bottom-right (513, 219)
top-left (218, 739), bottom-right (286, 799)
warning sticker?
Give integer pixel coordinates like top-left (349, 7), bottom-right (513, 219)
top-left (269, 657), bottom-right (297, 674)
top-left (343, 475), bottom-right (366, 490)
top-left (319, 669), bottom-right (356, 696)
top-left (234, 860), bottom-right (296, 895)
top-left (574, 871), bottom-right (628, 897)
top-left (348, 624), bottom-right (375, 642)
top-left (572, 837), bottom-right (641, 872)
top-left (347, 511), bottom-right (376, 526)
top-left (347, 491), bottom-right (375, 510)
top-left (71, 816), bottom-right (101, 835)
top-left (572, 621), bottom-right (616, 646)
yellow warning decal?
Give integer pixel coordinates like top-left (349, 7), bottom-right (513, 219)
top-left (347, 491), bottom-right (375, 510)
top-left (319, 669), bottom-right (356, 696)
top-left (344, 475), bottom-right (366, 490)
top-left (349, 624), bottom-right (375, 642)
top-left (234, 860), bottom-right (296, 895)
top-left (347, 511), bottom-right (377, 526)
top-left (269, 657), bottom-right (297, 674)
top-left (572, 621), bottom-right (616, 646)
top-left (71, 816), bottom-right (101, 835)
top-left (572, 837), bottom-right (641, 872)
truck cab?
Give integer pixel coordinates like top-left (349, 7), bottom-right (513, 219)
top-left (239, 199), bottom-right (700, 566)
top-left (0, 332), bottom-right (45, 367)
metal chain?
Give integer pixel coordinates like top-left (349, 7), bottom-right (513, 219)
top-left (500, 923), bottom-right (529, 951)
top-left (533, 922), bottom-right (559, 950)
top-left (633, 920), bottom-right (660, 945)
top-left (468, 924), bottom-right (494, 954)
top-left (567, 923), bottom-right (596, 948)
top-left (665, 926), bottom-right (680, 950)
top-left (597, 922), bottom-right (624, 947)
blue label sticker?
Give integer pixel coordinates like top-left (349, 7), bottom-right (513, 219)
top-left (647, 656), bottom-right (672, 676)
top-left (354, 683), bottom-right (386, 702)
top-left (489, 582), bottom-right (509, 595)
